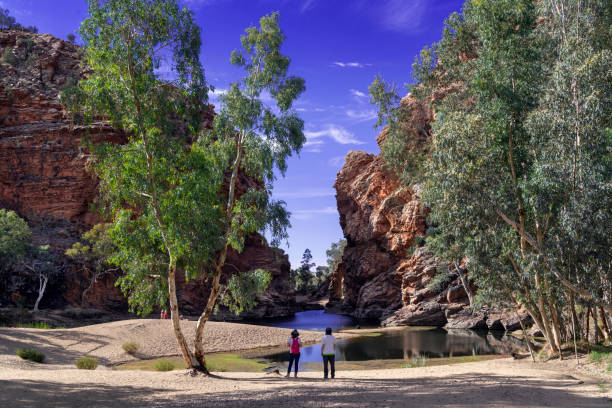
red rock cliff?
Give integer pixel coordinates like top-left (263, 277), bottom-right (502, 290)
top-left (331, 94), bottom-right (528, 330)
top-left (0, 30), bottom-right (295, 317)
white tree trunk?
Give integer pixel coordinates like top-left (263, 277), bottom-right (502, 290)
top-left (33, 273), bottom-right (48, 313)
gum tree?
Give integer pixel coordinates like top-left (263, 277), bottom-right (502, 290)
top-left (192, 12), bottom-right (305, 369)
top-left (63, 0), bottom-right (219, 368)
top-left (65, 2), bottom-right (304, 372)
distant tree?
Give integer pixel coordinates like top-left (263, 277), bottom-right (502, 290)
top-left (315, 265), bottom-right (328, 282)
top-left (0, 209), bottom-right (31, 271)
top-left (296, 248), bottom-right (316, 292)
top-left (325, 239), bottom-right (346, 277)
top-left (22, 245), bottom-right (63, 312)
top-left (66, 33), bottom-right (75, 43)
top-left (66, 224), bottom-right (118, 307)
top-left (0, 8), bottom-right (38, 32)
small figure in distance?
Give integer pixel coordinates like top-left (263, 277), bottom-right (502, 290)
top-left (286, 329), bottom-right (302, 378)
top-left (321, 327), bottom-right (336, 379)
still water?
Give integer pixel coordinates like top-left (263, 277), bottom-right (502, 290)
top-left (252, 311), bottom-right (519, 370)
top-left (253, 310), bottom-right (357, 331)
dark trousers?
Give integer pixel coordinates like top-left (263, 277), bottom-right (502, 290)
top-left (287, 352), bottom-right (300, 374)
top-left (323, 354), bottom-right (335, 378)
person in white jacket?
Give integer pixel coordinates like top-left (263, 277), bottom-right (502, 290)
top-left (320, 327), bottom-right (336, 379)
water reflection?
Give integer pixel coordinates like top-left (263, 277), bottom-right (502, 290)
top-left (252, 310), bottom-right (356, 331)
top-left (259, 327), bottom-right (521, 366)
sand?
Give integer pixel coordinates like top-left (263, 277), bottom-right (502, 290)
top-left (1, 319), bottom-right (611, 407)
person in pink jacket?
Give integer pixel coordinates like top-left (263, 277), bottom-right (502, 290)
top-left (286, 329), bottom-right (302, 378)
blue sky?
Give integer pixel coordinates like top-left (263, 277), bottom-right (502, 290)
top-left (2, 0), bottom-right (465, 268)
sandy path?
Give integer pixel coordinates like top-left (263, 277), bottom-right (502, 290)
top-left (0, 358), bottom-right (610, 407)
top-left (1, 319), bottom-right (610, 407)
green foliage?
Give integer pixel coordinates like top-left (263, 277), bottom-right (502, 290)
top-left (75, 356), bottom-right (98, 370)
top-left (14, 321), bottom-right (52, 329)
top-left (425, 268), bottom-right (453, 292)
top-left (1, 49), bottom-right (16, 65)
top-left (66, 33), bottom-right (75, 43)
top-left (590, 350), bottom-right (612, 364)
top-left (122, 341), bottom-right (139, 355)
top-left (63, 0), bottom-right (218, 316)
top-left (16, 348), bottom-right (45, 363)
top-left (373, 0), bottom-right (612, 352)
top-left (153, 359), bottom-right (175, 371)
top-left (219, 269), bottom-right (271, 315)
top-left (0, 8), bottom-right (38, 32)
top-left (0, 209), bottom-right (31, 269)
top-left (325, 239), bottom-right (346, 278)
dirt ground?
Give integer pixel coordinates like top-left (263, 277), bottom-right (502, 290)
top-left (1, 319), bottom-right (610, 407)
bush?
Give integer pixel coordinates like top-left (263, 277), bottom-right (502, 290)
top-left (1, 49), bottom-right (16, 65)
top-left (75, 356), bottom-right (98, 370)
top-left (16, 348), bottom-right (45, 363)
top-left (122, 341), bottom-right (139, 355)
top-left (153, 359), bottom-right (175, 371)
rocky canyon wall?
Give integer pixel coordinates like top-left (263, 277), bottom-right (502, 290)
top-left (330, 95), bottom-right (529, 330)
top-left (0, 30), bottom-right (295, 317)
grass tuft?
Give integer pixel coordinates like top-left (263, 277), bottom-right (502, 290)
top-left (75, 356), bottom-right (98, 370)
top-left (16, 348), bottom-right (45, 363)
top-left (153, 359), bottom-right (175, 372)
top-left (122, 341), bottom-right (139, 355)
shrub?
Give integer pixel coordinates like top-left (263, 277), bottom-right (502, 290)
top-left (1, 49), bottom-right (16, 65)
top-left (153, 359), bottom-right (175, 371)
top-left (16, 348), bottom-right (45, 363)
top-left (75, 356), bottom-right (98, 370)
top-left (122, 341), bottom-right (139, 355)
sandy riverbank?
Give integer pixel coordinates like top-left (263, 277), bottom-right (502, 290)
top-left (0, 319), bottom-right (610, 407)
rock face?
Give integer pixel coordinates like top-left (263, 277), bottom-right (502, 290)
top-left (0, 30), bottom-right (295, 318)
top-left (330, 94), bottom-right (532, 330)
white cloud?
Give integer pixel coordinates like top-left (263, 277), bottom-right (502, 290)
top-left (328, 156), bottom-right (346, 167)
top-left (333, 62), bottom-right (370, 68)
top-left (346, 109), bottom-right (377, 122)
top-left (378, 0), bottom-right (428, 33)
top-left (305, 124), bottom-right (365, 145)
top-left (292, 206), bottom-right (338, 220)
top-left (274, 188), bottom-right (335, 199)
top-left (350, 89), bottom-right (368, 99)
top-left (300, 0), bottom-right (317, 13)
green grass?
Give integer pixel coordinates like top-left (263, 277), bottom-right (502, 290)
top-left (402, 355), bottom-right (427, 368)
top-left (16, 348), bottom-right (45, 363)
top-left (122, 341), bottom-right (139, 355)
top-left (359, 332), bottom-right (383, 337)
top-left (75, 356), bottom-right (99, 370)
top-left (117, 353), bottom-right (268, 373)
top-left (589, 350), bottom-right (612, 364)
top-left (12, 322), bottom-right (53, 329)
top-left (153, 359), bottom-right (175, 371)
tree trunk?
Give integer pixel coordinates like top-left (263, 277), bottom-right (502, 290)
top-left (571, 302), bottom-right (579, 364)
top-left (454, 261), bottom-right (474, 307)
top-left (598, 307), bottom-right (611, 341)
top-left (33, 273), bottom-right (48, 313)
top-left (593, 306), bottom-right (603, 344)
top-left (193, 264), bottom-right (223, 371)
top-left (167, 265), bottom-right (197, 368)
top-left (192, 133), bottom-right (244, 373)
top-left (535, 274), bottom-right (558, 355)
top-left (569, 292), bottom-right (581, 340)
top-left (585, 307), bottom-right (591, 343)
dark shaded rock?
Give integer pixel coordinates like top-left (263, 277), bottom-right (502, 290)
top-left (382, 301), bottom-right (447, 327)
top-left (445, 309), bottom-right (487, 330)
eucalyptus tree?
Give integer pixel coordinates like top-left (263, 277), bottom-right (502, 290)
top-left (371, 0), bottom-right (611, 352)
top-left (192, 12), bottom-right (305, 368)
top-left (63, 0), bottom-right (220, 368)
